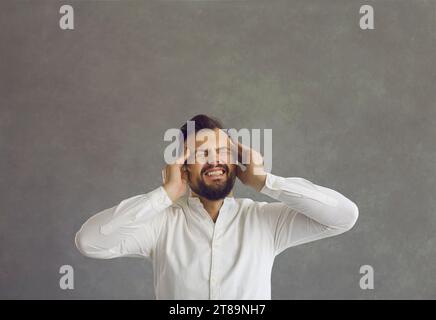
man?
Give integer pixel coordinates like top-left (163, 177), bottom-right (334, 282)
top-left (75, 114), bottom-right (359, 299)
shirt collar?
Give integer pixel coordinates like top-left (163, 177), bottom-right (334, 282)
top-left (186, 196), bottom-right (237, 221)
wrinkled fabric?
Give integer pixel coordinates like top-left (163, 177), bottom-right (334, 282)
top-left (75, 173), bottom-right (358, 299)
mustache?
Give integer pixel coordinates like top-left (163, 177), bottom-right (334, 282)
top-left (200, 164), bottom-right (229, 175)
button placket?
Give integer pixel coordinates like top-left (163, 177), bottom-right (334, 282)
top-left (209, 221), bottom-right (220, 299)
top-left (209, 199), bottom-right (232, 299)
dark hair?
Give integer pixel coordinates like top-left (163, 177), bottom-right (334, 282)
top-left (180, 114), bottom-right (224, 141)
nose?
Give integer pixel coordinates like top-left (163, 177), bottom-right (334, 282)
top-left (207, 149), bottom-right (219, 165)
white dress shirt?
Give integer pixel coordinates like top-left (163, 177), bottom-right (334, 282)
top-left (75, 173), bottom-right (358, 299)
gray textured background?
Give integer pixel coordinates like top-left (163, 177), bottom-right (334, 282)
top-left (1, 0), bottom-right (435, 299)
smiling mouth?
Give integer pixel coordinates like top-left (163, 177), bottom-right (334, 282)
top-left (203, 168), bottom-right (226, 178)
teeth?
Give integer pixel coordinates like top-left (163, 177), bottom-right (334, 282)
top-left (206, 170), bottom-right (224, 176)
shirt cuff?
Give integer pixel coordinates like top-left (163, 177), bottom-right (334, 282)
top-left (260, 173), bottom-right (339, 207)
top-left (151, 186), bottom-right (174, 211)
top-left (260, 173), bottom-right (295, 199)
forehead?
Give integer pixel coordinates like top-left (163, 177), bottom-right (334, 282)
top-left (194, 128), bottom-right (230, 150)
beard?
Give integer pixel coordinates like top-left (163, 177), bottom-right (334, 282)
top-left (189, 164), bottom-right (237, 201)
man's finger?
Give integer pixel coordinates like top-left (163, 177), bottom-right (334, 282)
top-left (232, 140), bottom-right (252, 165)
top-left (162, 168), bottom-right (166, 184)
top-left (175, 146), bottom-right (191, 165)
top-left (236, 164), bottom-right (246, 180)
top-left (181, 167), bottom-right (188, 182)
top-left (229, 139), bottom-right (239, 164)
top-left (183, 147), bottom-right (191, 163)
top-left (229, 139), bottom-right (247, 164)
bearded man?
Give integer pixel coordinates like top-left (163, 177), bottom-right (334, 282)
top-left (75, 114), bottom-right (359, 299)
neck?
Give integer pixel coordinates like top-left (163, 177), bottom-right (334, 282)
top-left (200, 197), bottom-right (224, 221)
top-left (191, 191), bottom-right (226, 222)
top-left (199, 197), bottom-right (224, 222)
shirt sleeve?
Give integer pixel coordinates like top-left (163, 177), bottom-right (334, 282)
top-left (75, 186), bottom-right (172, 259)
top-left (259, 173), bottom-right (359, 256)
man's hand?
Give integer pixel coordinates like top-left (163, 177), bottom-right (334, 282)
top-left (230, 139), bottom-right (267, 192)
top-left (162, 147), bottom-right (191, 202)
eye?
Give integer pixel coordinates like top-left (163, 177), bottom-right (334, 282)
top-left (196, 150), bottom-right (207, 158)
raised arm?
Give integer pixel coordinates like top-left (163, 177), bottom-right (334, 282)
top-left (259, 173), bottom-right (359, 255)
top-left (233, 139), bottom-right (358, 255)
top-left (75, 148), bottom-right (190, 259)
top-left (75, 186), bottom-right (172, 259)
